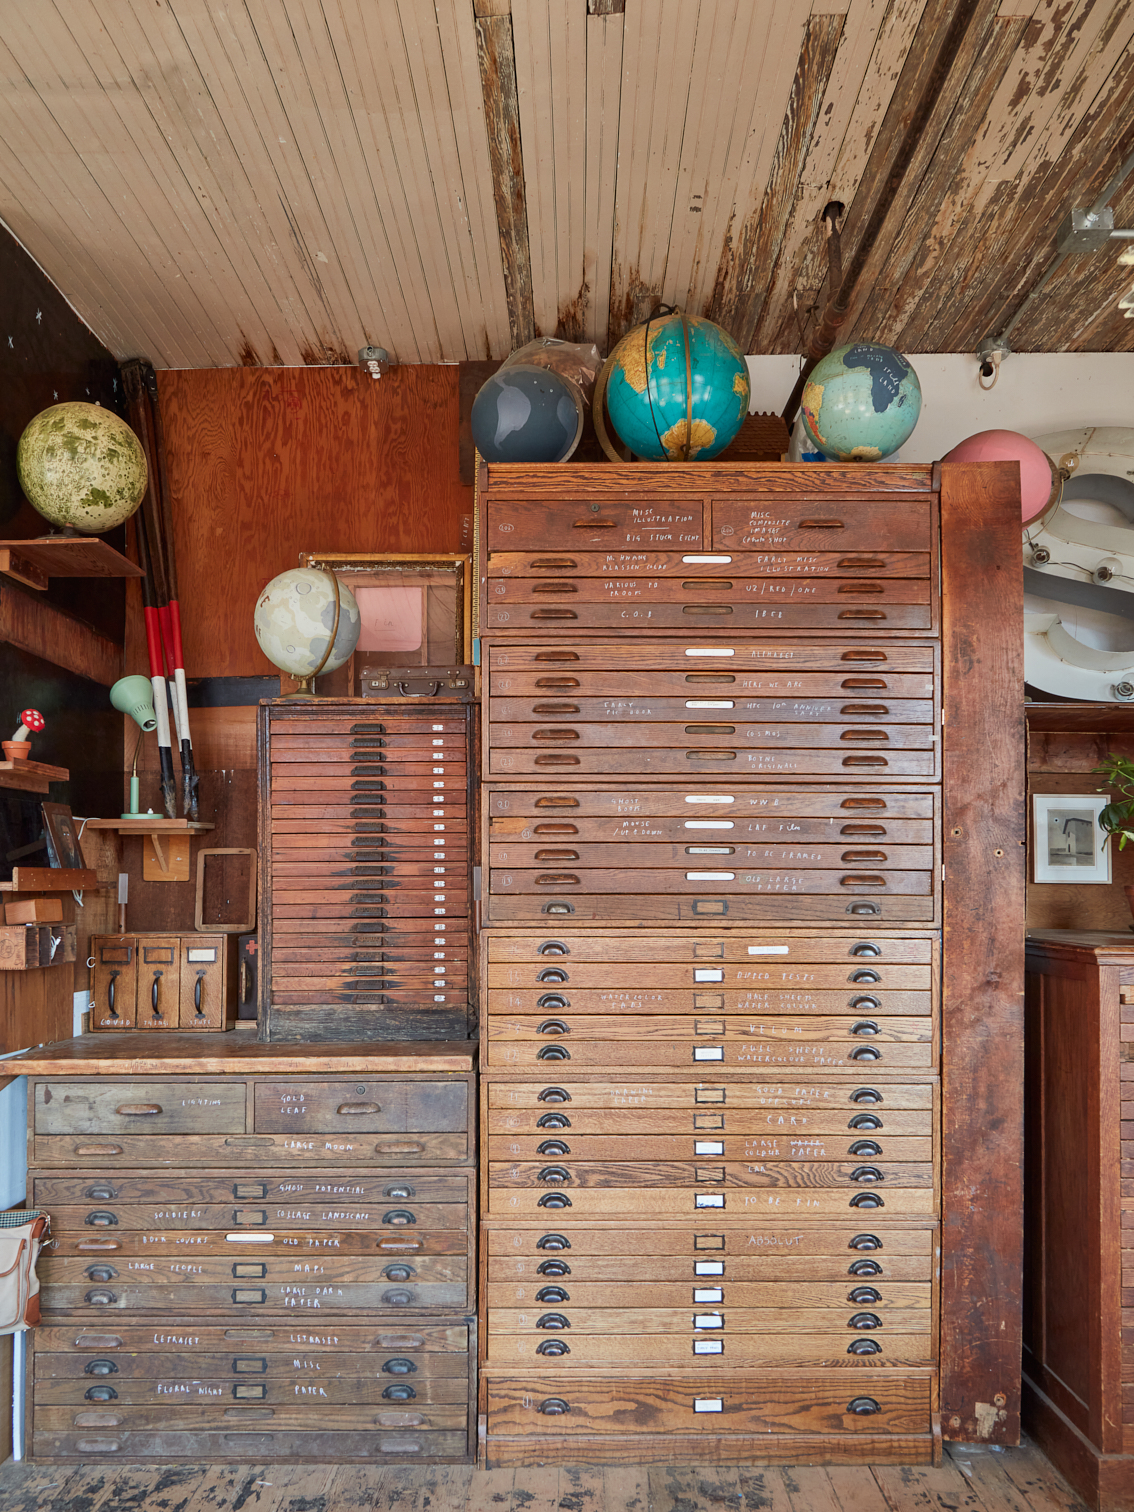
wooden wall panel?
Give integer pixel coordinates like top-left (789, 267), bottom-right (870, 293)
top-left (154, 365), bottom-right (471, 680)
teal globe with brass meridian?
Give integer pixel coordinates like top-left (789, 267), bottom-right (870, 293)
top-left (603, 311), bottom-right (751, 461)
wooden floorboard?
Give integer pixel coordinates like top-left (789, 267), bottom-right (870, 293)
top-left (0, 1441), bottom-right (1092, 1512)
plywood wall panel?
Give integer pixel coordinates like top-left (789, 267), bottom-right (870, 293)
top-left (154, 365), bottom-right (469, 680)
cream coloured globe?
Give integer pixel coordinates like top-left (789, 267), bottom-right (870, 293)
top-left (254, 568), bottom-right (361, 679)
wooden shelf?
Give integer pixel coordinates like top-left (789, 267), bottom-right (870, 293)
top-left (1026, 701), bottom-right (1134, 734)
top-left (82, 816), bottom-right (214, 878)
top-left (0, 758), bottom-right (69, 794)
top-left (82, 818), bottom-right (215, 834)
top-left (0, 867), bottom-right (97, 894)
top-left (0, 536), bottom-right (144, 590)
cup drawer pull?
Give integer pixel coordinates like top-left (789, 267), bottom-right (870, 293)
top-left (848, 1338), bottom-right (882, 1355)
top-left (842, 851), bottom-right (887, 863)
top-left (537, 1019), bottom-right (570, 1035)
top-left (799, 518), bottom-right (844, 529)
top-left (838, 583), bottom-right (885, 594)
top-left (84, 1289), bottom-right (118, 1306)
top-left (336, 1102), bottom-right (381, 1115)
top-left (535, 850), bottom-right (579, 862)
top-left (535, 875), bottom-right (580, 887)
top-left (850, 1165), bottom-right (885, 1183)
top-left (840, 729), bottom-right (889, 743)
top-left (532, 704), bottom-right (580, 715)
top-left (840, 875), bottom-right (886, 888)
top-left (114, 1104), bottom-right (162, 1117)
top-left (537, 1045), bottom-right (571, 1061)
top-left (533, 729), bottom-right (580, 742)
top-left (84, 1212), bottom-right (119, 1228)
top-left (538, 1166), bottom-right (571, 1184)
top-left (848, 1312), bottom-right (883, 1329)
top-left (539, 1396), bottom-right (571, 1414)
top-left (537, 1339), bottom-right (570, 1355)
top-left (536, 1312), bottom-right (571, 1329)
top-left (532, 583), bottom-right (578, 594)
top-left (538, 1192), bottom-right (572, 1208)
top-left (847, 1396), bottom-right (882, 1415)
top-left (841, 704), bottom-right (890, 716)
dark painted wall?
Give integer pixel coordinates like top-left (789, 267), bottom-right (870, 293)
top-left (0, 219), bottom-right (126, 640)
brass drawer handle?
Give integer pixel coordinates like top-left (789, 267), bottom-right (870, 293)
top-left (538, 1192), bottom-right (572, 1209)
top-left (381, 1358), bottom-right (418, 1375)
top-left (841, 850), bottom-right (887, 863)
top-left (837, 558), bottom-right (886, 569)
top-left (537, 1139), bottom-right (570, 1157)
top-left (840, 875), bottom-right (886, 888)
top-left (536, 1285), bottom-right (569, 1304)
top-left (533, 728), bottom-right (580, 742)
top-left (799, 518), bottom-right (844, 529)
top-left (848, 1286), bottom-right (882, 1304)
top-left (530, 609), bottom-right (578, 620)
top-left (537, 1019), bottom-right (570, 1035)
top-left (840, 729), bottom-right (889, 743)
top-left (532, 583), bottom-right (578, 594)
top-left (839, 609), bottom-right (888, 620)
top-left (686, 749), bottom-right (737, 761)
top-left (850, 1165), bottom-right (885, 1183)
top-left (383, 1383), bottom-right (417, 1401)
top-left (336, 1102), bottom-right (381, 1115)
top-left (531, 704), bottom-right (580, 715)
top-left (84, 1385), bottom-right (119, 1402)
top-left (538, 1166), bottom-right (571, 1184)
top-left (848, 1258), bottom-right (882, 1276)
top-left (539, 1396), bottom-right (571, 1414)
top-left (84, 1289), bottom-right (118, 1306)
top-left (535, 849), bottom-right (579, 862)
top-left (535, 676), bottom-right (581, 688)
top-left (537, 1045), bottom-right (571, 1061)
top-left (682, 605), bottom-right (733, 615)
top-left (375, 1238), bottom-right (422, 1252)
top-left (850, 1021), bottom-right (880, 1037)
top-left (534, 755), bottom-right (581, 766)
top-left (840, 704), bottom-right (890, 716)
top-left (74, 1144), bottom-right (123, 1156)
top-left (531, 559), bottom-right (578, 570)
top-left (535, 875), bottom-right (580, 887)
top-left (114, 1104), bottom-right (162, 1117)
top-left (84, 1360), bottom-right (119, 1376)
top-left (850, 1046), bottom-right (882, 1062)
top-left (536, 1338), bottom-right (570, 1355)
top-left (848, 1338), bottom-right (882, 1355)
top-left (849, 1191), bottom-right (885, 1209)
top-left (572, 518), bottom-right (615, 529)
top-left (838, 583), bottom-right (884, 594)
top-left (84, 1211), bottom-right (119, 1228)
top-left (536, 1312), bottom-right (571, 1329)
top-left (847, 1396), bottom-right (882, 1414)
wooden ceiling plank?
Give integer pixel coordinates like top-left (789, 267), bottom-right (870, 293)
top-left (709, 14), bottom-right (844, 351)
top-left (925, 3), bottom-right (1134, 350)
top-left (840, 4), bottom-right (1024, 343)
top-left (751, 0), bottom-right (927, 350)
top-left (263, 0), bottom-right (424, 363)
top-left (512, 0), bottom-right (560, 336)
top-left (105, 0), bottom-right (312, 366)
top-left (413, 0), bottom-right (515, 357)
top-left (324, 0), bottom-right (458, 363)
top-left (475, 10), bottom-right (537, 349)
top-left (168, 0), bottom-right (357, 363)
top-left (548, 0), bottom-right (590, 337)
top-left (0, 20), bottom-right (213, 366)
top-left (189, 0), bottom-right (365, 363)
top-left (655, 0), bottom-right (732, 312)
top-left (1032, 172), bottom-right (1134, 349)
top-left (582, 8), bottom-right (624, 349)
top-left (434, 0), bottom-right (515, 357)
top-left (608, 0), bottom-right (702, 342)
top-left (62, 0), bottom-right (282, 367)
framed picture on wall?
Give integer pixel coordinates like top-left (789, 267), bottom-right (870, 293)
top-left (1032, 793), bottom-right (1111, 884)
top-left (41, 802), bottom-right (84, 871)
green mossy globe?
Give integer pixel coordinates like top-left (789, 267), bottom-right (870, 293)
top-left (16, 401), bottom-right (148, 533)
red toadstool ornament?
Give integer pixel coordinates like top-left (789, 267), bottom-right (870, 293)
top-left (4, 709), bottom-right (44, 761)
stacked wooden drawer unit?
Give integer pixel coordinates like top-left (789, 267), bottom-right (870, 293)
top-left (18, 1038), bottom-right (477, 1462)
top-left (258, 700), bottom-right (475, 1042)
top-left (477, 462), bottom-right (946, 1466)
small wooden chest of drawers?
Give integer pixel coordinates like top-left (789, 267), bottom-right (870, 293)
top-left (13, 1036), bottom-right (477, 1464)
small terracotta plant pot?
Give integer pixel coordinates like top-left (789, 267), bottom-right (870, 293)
top-left (2, 740), bottom-right (31, 761)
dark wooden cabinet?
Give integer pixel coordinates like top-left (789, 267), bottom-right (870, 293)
top-left (1023, 931), bottom-right (1134, 1510)
top-left (12, 1036), bottom-right (477, 1464)
top-left (474, 459), bottom-right (1023, 1467)
top-left (257, 700), bottom-right (476, 1042)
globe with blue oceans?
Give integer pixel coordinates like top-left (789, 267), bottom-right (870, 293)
top-left (471, 365), bottom-right (584, 464)
top-left (604, 312), bottom-right (750, 461)
top-left (800, 342), bottom-right (921, 462)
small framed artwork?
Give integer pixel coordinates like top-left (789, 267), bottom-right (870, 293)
top-left (1032, 793), bottom-right (1111, 883)
top-left (41, 802), bottom-right (84, 871)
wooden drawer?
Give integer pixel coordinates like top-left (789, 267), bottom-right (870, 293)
top-left (487, 1159), bottom-right (932, 1193)
top-left (485, 929), bottom-right (936, 965)
top-left (486, 1248), bottom-right (934, 1284)
top-left (36, 1352), bottom-right (471, 1394)
top-left (484, 1222), bottom-right (935, 1262)
top-left (484, 1371), bottom-right (934, 1435)
top-left (33, 1170), bottom-right (469, 1207)
top-left (33, 1081), bottom-right (245, 1136)
top-left (31, 1426), bottom-right (470, 1461)
top-left (481, 492), bottom-right (934, 555)
top-left (487, 986), bottom-right (931, 1014)
top-left (486, 894), bottom-right (937, 927)
top-left (37, 1275), bottom-right (468, 1316)
top-left (484, 1279), bottom-right (929, 1310)
top-left (488, 550), bottom-right (931, 580)
top-left (489, 841), bottom-right (935, 874)
top-left (485, 1011), bottom-right (932, 1041)
top-left (32, 1321), bottom-right (471, 1355)
top-left (486, 639), bottom-right (936, 678)
top-left (253, 1079), bottom-right (468, 1134)
top-left (482, 1037), bottom-right (935, 1072)
top-left (485, 1078), bottom-right (935, 1113)
top-left (482, 1429), bottom-right (935, 1468)
top-left (32, 1131), bottom-right (470, 1167)
top-left (487, 1133), bottom-right (932, 1163)
top-left (34, 1403), bottom-right (469, 1432)
top-left (487, 1105), bottom-right (931, 1139)
top-left (483, 1185), bottom-right (933, 1219)
top-left (484, 1330), bottom-right (934, 1368)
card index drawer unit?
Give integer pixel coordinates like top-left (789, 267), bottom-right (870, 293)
top-left (485, 641), bottom-right (940, 783)
top-left (483, 786), bottom-right (940, 927)
top-left (479, 479), bottom-right (938, 636)
top-left (90, 935), bottom-right (236, 1032)
top-left (258, 700), bottom-right (476, 1043)
top-left (20, 1051), bottom-right (477, 1463)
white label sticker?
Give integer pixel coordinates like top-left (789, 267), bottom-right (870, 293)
top-left (747, 945), bottom-right (790, 955)
top-left (694, 1288), bottom-right (724, 1304)
top-left (693, 1313), bottom-right (724, 1329)
top-left (685, 700), bottom-right (735, 709)
top-left (694, 1141), bottom-right (724, 1156)
top-left (694, 1047), bottom-right (724, 1061)
top-left (685, 871), bottom-right (735, 881)
top-left (686, 648), bottom-right (734, 657)
top-left (695, 1261), bottom-right (725, 1276)
top-left (686, 821), bottom-right (734, 830)
top-left (185, 948), bottom-right (217, 962)
top-left (695, 1193), bottom-right (725, 1208)
top-left (683, 555), bottom-right (732, 564)
top-left (694, 969), bottom-right (724, 982)
top-left (694, 1339), bottom-right (723, 1354)
top-left (694, 1398), bottom-right (724, 1412)
top-left (225, 1233), bottom-right (274, 1242)
top-left (685, 795), bottom-right (734, 804)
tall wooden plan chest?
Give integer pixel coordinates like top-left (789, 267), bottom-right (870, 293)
top-left (475, 460), bottom-right (1023, 1466)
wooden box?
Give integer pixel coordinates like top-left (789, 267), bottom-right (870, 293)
top-left (88, 934), bottom-right (237, 1031)
top-left (0, 921), bottom-right (77, 970)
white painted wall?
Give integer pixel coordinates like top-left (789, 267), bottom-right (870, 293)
top-left (746, 353), bottom-right (1134, 462)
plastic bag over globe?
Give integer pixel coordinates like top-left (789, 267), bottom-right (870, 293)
top-left (501, 338), bottom-right (602, 408)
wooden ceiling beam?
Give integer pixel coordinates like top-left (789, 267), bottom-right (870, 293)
top-left (475, 10), bottom-right (536, 350)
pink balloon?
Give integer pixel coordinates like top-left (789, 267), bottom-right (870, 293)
top-left (941, 429), bottom-right (1056, 525)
